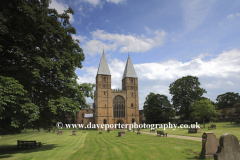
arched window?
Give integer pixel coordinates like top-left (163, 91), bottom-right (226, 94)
top-left (82, 119), bottom-right (83, 123)
top-left (131, 103), bottom-right (133, 107)
top-left (132, 93), bottom-right (133, 97)
top-left (82, 113), bottom-right (84, 118)
top-left (103, 77), bottom-right (106, 82)
top-left (104, 91), bottom-right (105, 95)
top-left (113, 95), bottom-right (125, 118)
top-left (105, 104), bottom-right (106, 107)
top-left (132, 118), bottom-right (134, 123)
top-left (87, 110), bottom-right (88, 112)
top-left (132, 113), bottom-right (133, 116)
top-left (131, 79), bottom-right (133, 84)
top-left (104, 119), bottom-right (107, 124)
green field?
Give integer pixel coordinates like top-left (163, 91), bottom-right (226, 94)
top-left (0, 122), bottom-right (239, 160)
top-left (141, 122), bottom-right (240, 140)
top-left (1, 130), bottom-right (202, 160)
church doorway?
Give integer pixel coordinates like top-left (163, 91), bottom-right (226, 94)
top-left (116, 119), bottom-right (124, 129)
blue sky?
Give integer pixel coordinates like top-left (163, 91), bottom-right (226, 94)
top-left (49, 0), bottom-right (240, 110)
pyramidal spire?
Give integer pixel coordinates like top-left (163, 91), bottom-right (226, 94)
top-left (122, 56), bottom-right (137, 79)
top-left (97, 50), bottom-right (111, 75)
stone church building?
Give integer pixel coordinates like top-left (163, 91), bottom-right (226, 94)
top-left (75, 51), bottom-right (139, 128)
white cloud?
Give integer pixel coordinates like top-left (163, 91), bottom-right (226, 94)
top-left (82, 29), bottom-right (166, 56)
top-left (85, 22), bottom-right (92, 30)
top-left (195, 53), bottom-right (212, 59)
top-left (82, 0), bottom-right (102, 7)
top-left (78, 6), bottom-right (83, 12)
top-left (136, 49), bottom-right (240, 80)
top-left (49, 0), bottom-right (74, 23)
top-left (82, 39), bottom-right (118, 56)
top-left (181, 0), bottom-right (214, 31)
top-left (106, 0), bottom-right (126, 4)
top-left (227, 14), bottom-right (234, 19)
top-left (72, 34), bottom-right (87, 43)
top-left (74, 0), bottom-right (126, 8)
top-left (227, 13), bottom-right (240, 19)
top-left (145, 26), bottom-right (152, 35)
top-left (78, 5), bottom-right (85, 17)
top-left (77, 49), bottom-right (240, 109)
top-left (220, 13), bottom-right (240, 27)
top-left (106, 20), bottom-right (110, 22)
top-left (77, 66), bottom-right (97, 85)
top-left (109, 58), bottom-right (126, 88)
top-left (226, 81), bottom-right (234, 85)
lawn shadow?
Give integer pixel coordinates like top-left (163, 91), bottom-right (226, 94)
top-left (184, 149), bottom-right (203, 159)
top-left (0, 143), bottom-right (59, 159)
top-left (185, 156), bottom-right (203, 159)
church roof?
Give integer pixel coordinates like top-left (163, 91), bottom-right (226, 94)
top-left (97, 51), bottom-right (111, 75)
top-left (122, 56), bottom-right (138, 79)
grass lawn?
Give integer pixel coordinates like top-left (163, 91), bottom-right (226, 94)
top-left (141, 122), bottom-right (240, 140)
top-left (0, 129), bottom-right (202, 160)
top-left (1, 122), bottom-right (239, 160)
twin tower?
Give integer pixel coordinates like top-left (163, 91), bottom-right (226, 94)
top-left (94, 51), bottom-right (139, 126)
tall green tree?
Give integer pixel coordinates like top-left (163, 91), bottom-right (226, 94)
top-left (190, 99), bottom-right (218, 128)
top-left (143, 92), bottom-right (175, 124)
top-left (0, 76), bottom-right (39, 133)
top-left (216, 92), bottom-right (240, 109)
top-left (169, 75), bottom-right (207, 120)
top-left (227, 109), bottom-right (233, 124)
top-left (234, 103), bottom-right (240, 123)
top-left (0, 0), bottom-right (94, 131)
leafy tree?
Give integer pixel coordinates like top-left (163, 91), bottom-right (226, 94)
top-left (216, 92), bottom-right (240, 109)
top-left (234, 103), bottom-right (240, 123)
top-left (198, 96), bottom-right (217, 106)
top-left (169, 75), bottom-right (207, 120)
top-left (0, 0), bottom-right (94, 131)
top-left (143, 92), bottom-right (175, 124)
top-left (0, 76), bottom-right (39, 133)
top-left (227, 109), bottom-right (233, 124)
top-left (197, 97), bottom-right (209, 100)
top-left (190, 99), bottom-right (218, 128)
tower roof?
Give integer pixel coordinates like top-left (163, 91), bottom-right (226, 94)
top-left (97, 51), bottom-right (111, 75)
top-left (122, 56), bottom-right (138, 79)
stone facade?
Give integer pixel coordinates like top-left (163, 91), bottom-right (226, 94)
top-left (76, 108), bottom-right (95, 127)
top-left (76, 52), bottom-right (139, 128)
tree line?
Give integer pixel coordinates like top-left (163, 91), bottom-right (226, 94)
top-left (143, 75), bottom-right (240, 127)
